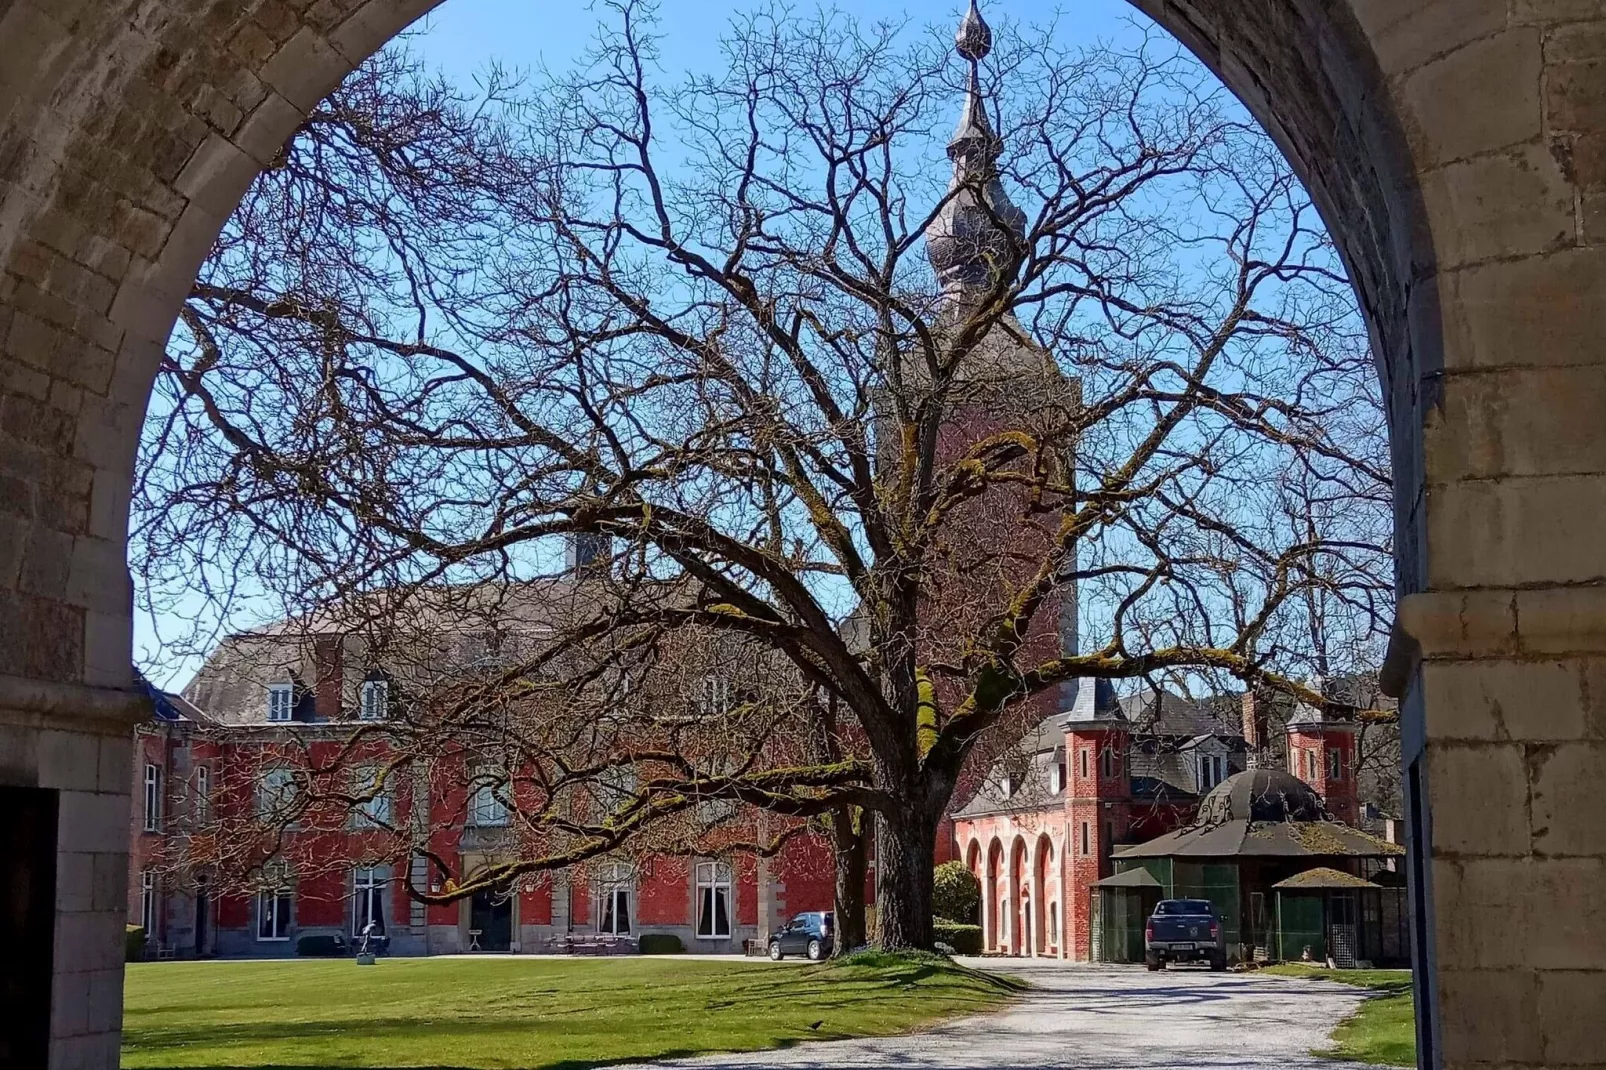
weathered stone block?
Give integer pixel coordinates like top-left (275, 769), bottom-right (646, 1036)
top-left (1436, 857), bottom-right (1606, 969)
top-left (1359, 0), bottom-right (1509, 76)
top-left (1403, 29), bottom-right (1543, 164)
top-left (1518, 587), bottom-right (1606, 654)
top-left (1430, 366), bottom-right (1606, 479)
top-left (1538, 969), bottom-right (1606, 1064)
top-left (1530, 743), bottom-right (1606, 855)
top-left (1422, 143), bottom-right (1577, 267)
top-left (1426, 476), bottom-right (1606, 588)
top-left (56, 790), bottom-right (129, 854)
top-left (1422, 658), bottom-right (1589, 741)
top-left (37, 728), bottom-right (100, 792)
top-left (1428, 742), bottom-right (1531, 856)
top-left (1546, 56), bottom-right (1606, 133)
top-left (1441, 247), bottom-right (1606, 368)
top-left (260, 26), bottom-right (349, 111)
top-left (1438, 967), bottom-right (1543, 1064)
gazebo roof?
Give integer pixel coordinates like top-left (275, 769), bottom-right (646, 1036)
top-left (1091, 868), bottom-right (1163, 889)
top-left (1113, 817), bottom-right (1405, 861)
top-left (1273, 866), bottom-right (1381, 890)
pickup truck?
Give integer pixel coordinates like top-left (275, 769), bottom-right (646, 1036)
top-left (1145, 898), bottom-right (1227, 971)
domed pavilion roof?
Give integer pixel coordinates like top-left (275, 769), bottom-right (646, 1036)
top-left (1196, 769), bottom-right (1327, 826)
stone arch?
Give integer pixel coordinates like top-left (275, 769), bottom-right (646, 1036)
top-left (1034, 832), bottom-right (1056, 958)
top-left (2, 1), bottom-right (1602, 1065)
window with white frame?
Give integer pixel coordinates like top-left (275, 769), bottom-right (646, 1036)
top-left (598, 861), bottom-right (632, 935)
top-left (1305, 749), bottom-right (1318, 781)
top-left (257, 766), bottom-right (299, 821)
top-left (1327, 748), bottom-right (1343, 781)
top-left (1052, 749), bottom-right (1066, 793)
top-left (143, 764), bottom-right (162, 832)
top-left (468, 769), bottom-right (510, 827)
top-left (1079, 748), bottom-right (1089, 780)
top-left (359, 678), bottom-right (389, 721)
top-left (352, 867), bottom-right (387, 938)
top-left (267, 683), bottom-right (294, 722)
top-left (257, 868), bottom-right (293, 941)
top-left (352, 766), bottom-right (392, 828)
top-left (1197, 753), bottom-right (1227, 792)
top-left (699, 675), bottom-right (732, 715)
top-left (140, 871), bottom-right (157, 935)
top-left (695, 861), bottom-right (733, 939)
top-left (193, 765), bottom-right (210, 823)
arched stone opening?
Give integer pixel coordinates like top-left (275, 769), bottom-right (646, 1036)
top-left (1, 2), bottom-right (1602, 1065)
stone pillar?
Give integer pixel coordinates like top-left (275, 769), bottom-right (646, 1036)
top-left (980, 864), bottom-right (995, 952)
top-left (0, 684), bottom-right (148, 1070)
top-left (1029, 844), bottom-right (1044, 958)
top-left (1396, 592), bottom-right (1606, 1070)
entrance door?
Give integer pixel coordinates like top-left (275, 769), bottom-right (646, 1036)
top-left (194, 876), bottom-right (210, 955)
top-left (470, 887), bottom-right (513, 951)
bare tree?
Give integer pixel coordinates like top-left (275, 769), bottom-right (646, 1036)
top-left (135, 2), bottom-right (1392, 949)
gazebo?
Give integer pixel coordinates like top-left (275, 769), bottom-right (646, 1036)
top-left (1089, 868), bottom-right (1163, 964)
top-left (1109, 770), bottom-right (1404, 963)
top-left (1273, 866), bottom-right (1405, 967)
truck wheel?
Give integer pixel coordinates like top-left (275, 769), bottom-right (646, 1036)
top-left (1210, 954), bottom-right (1227, 972)
top-left (1146, 959), bottom-right (1162, 972)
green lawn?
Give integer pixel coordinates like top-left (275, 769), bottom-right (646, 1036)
top-left (1263, 965), bottom-right (1415, 1067)
top-left (121, 952), bottom-right (1021, 1069)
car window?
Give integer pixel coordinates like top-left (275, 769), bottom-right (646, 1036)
top-left (790, 914), bottom-right (809, 928)
top-left (1155, 899), bottom-right (1214, 915)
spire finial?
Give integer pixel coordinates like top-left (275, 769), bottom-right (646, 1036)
top-left (955, 0), bottom-right (992, 63)
top-left (924, 0), bottom-right (1025, 296)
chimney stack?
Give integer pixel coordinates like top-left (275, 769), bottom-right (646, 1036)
top-left (567, 533), bottom-right (612, 576)
top-left (1241, 689), bottom-right (1267, 768)
top-left (312, 634), bottom-right (344, 721)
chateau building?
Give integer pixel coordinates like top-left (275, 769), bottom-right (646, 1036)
top-left (951, 679), bottom-right (1387, 961)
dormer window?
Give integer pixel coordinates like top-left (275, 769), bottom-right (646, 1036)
top-left (360, 678), bottom-right (389, 721)
top-left (267, 683), bottom-right (294, 722)
top-left (1197, 753), bottom-right (1226, 791)
top-left (1000, 774), bottom-right (1014, 798)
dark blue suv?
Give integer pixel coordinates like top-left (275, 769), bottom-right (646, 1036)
top-left (767, 911), bottom-right (833, 961)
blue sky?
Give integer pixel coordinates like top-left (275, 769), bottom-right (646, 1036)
top-left (132, 0), bottom-right (1221, 688)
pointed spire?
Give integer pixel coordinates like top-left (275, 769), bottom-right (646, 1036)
top-left (925, 0), bottom-right (1025, 296)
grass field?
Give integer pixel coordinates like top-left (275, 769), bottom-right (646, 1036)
top-left (1263, 965), bottom-right (1415, 1067)
top-left (121, 951), bottom-right (1021, 1069)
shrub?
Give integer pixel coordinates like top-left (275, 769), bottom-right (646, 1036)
top-left (933, 920), bottom-right (983, 956)
top-left (637, 933), bottom-right (685, 955)
top-left (125, 925), bottom-right (146, 962)
top-left (932, 861), bottom-right (980, 923)
top-left (296, 933), bottom-right (349, 957)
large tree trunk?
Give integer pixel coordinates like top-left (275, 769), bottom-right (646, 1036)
top-left (829, 805), bottom-right (870, 955)
top-left (873, 801), bottom-right (938, 950)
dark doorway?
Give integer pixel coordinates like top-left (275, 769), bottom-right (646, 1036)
top-left (195, 875), bottom-right (211, 955)
top-left (0, 786), bottom-right (58, 1067)
top-left (469, 886), bottom-right (513, 951)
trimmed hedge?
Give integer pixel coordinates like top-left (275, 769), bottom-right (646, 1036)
top-left (933, 861), bottom-right (980, 923)
top-left (296, 933), bottom-right (349, 957)
top-left (638, 933), bottom-right (685, 955)
top-left (126, 925), bottom-right (146, 962)
top-left (933, 920), bottom-right (983, 956)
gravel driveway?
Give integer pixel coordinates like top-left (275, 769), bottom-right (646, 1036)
top-left (618, 959), bottom-right (1386, 1069)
